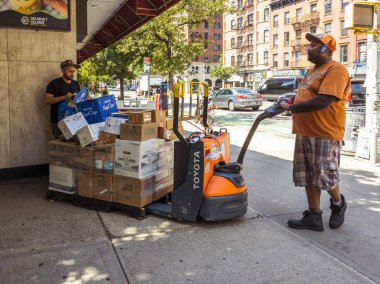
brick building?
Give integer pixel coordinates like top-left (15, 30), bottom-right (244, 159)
top-left (224, 0), bottom-right (367, 89)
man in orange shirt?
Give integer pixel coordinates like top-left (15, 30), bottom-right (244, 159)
top-left (280, 34), bottom-right (350, 232)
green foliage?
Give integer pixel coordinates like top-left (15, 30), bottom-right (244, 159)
top-left (120, 0), bottom-right (231, 90)
top-left (210, 57), bottom-right (238, 82)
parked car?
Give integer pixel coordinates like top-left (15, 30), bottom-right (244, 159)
top-left (210, 88), bottom-right (263, 111)
top-left (348, 78), bottom-right (366, 106)
top-left (257, 76), bottom-right (303, 101)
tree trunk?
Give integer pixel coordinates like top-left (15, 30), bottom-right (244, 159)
top-left (120, 78), bottom-right (125, 102)
top-left (168, 72), bottom-right (174, 93)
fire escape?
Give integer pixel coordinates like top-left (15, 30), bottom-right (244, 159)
top-left (290, 12), bottom-right (320, 68)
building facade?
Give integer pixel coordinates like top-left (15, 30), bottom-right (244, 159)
top-left (224, 0), bottom-right (367, 89)
top-left (187, 14), bottom-right (224, 89)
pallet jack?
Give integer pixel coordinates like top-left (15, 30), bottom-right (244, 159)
top-left (146, 83), bottom-right (295, 222)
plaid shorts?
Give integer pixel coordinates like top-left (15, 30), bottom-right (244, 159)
top-left (293, 135), bottom-right (342, 190)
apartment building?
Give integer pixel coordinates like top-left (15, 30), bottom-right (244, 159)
top-left (187, 15), bottom-right (224, 89)
top-left (224, 0), bottom-right (367, 89)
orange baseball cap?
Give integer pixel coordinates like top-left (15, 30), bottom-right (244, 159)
top-left (305, 33), bottom-right (337, 52)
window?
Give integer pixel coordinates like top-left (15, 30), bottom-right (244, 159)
top-left (194, 56), bottom-right (199, 62)
top-left (310, 26), bottom-right (317, 34)
top-left (284, 32), bottom-right (289, 46)
top-left (325, 22), bottom-right (332, 34)
top-left (218, 34), bottom-right (221, 40)
top-left (248, 14), bottom-right (254, 25)
top-left (264, 30), bottom-right (269, 43)
top-left (284, 12), bottom-right (290, 25)
top-left (284, 52), bottom-right (290, 67)
top-left (231, 20), bottom-right (236, 30)
top-left (248, 34), bottom-right (254, 46)
top-left (214, 55), bottom-right (219, 63)
top-left (204, 55), bottom-right (209, 62)
top-left (204, 21), bottom-right (209, 28)
top-left (310, 4), bottom-right (317, 12)
top-left (296, 29), bottom-right (302, 40)
top-left (248, 0), bottom-right (254, 6)
top-left (231, 38), bottom-right (236, 48)
top-left (214, 33), bottom-right (218, 40)
top-left (214, 44), bottom-right (218, 51)
top-left (231, 56), bottom-right (235, 66)
top-left (273, 34), bottom-right (278, 48)
top-left (340, 45), bottom-right (348, 63)
top-left (213, 22), bottom-right (218, 29)
top-left (238, 36), bottom-right (243, 47)
top-left (296, 8), bottom-right (302, 18)
top-left (273, 54), bottom-right (278, 68)
top-left (237, 55), bottom-right (243, 65)
top-left (358, 42), bottom-right (367, 62)
top-left (218, 45), bottom-right (221, 51)
top-left (237, 0), bottom-right (243, 9)
top-left (204, 32), bottom-right (208, 40)
top-left (341, 20), bottom-right (348, 36)
top-left (204, 44), bottom-right (208, 49)
top-left (248, 53), bottom-right (254, 65)
top-left (264, 8), bottom-right (269, 22)
top-left (264, 51), bottom-right (269, 64)
top-left (273, 15), bottom-right (279, 28)
top-left (325, 0), bottom-right (332, 15)
top-left (342, 0), bottom-right (349, 11)
top-left (237, 17), bottom-right (243, 29)
top-left (295, 51), bottom-right (301, 61)
top-left (218, 22), bottom-right (222, 29)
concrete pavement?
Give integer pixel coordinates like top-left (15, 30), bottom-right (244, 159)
top-left (0, 114), bottom-right (379, 283)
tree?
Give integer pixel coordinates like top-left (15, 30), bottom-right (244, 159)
top-left (93, 41), bottom-right (142, 100)
top-left (210, 57), bottom-right (238, 82)
top-left (122, 0), bottom-right (232, 91)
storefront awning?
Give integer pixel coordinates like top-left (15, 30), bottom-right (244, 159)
top-left (77, 0), bottom-right (180, 63)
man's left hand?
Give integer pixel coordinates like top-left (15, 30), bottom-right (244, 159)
top-left (280, 101), bottom-right (291, 111)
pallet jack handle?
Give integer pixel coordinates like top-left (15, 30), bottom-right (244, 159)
top-left (237, 93), bottom-right (295, 164)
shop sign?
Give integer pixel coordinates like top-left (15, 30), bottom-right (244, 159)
top-left (0, 0), bottom-right (70, 31)
top-left (273, 70), bottom-right (301, 77)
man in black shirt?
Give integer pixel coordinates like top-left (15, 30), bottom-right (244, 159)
top-left (44, 60), bottom-right (81, 138)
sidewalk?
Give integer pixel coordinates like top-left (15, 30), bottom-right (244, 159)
top-left (0, 124), bottom-right (379, 283)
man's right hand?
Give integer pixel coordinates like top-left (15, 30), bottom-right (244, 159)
top-left (65, 92), bottom-right (75, 99)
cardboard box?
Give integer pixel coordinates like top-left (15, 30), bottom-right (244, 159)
top-left (58, 112), bottom-right (88, 140)
top-left (49, 140), bottom-right (96, 171)
top-left (165, 118), bottom-right (174, 129)
top-left (105, 116), bottom-right (128, 135)
top-left (77, 125), bottom-right (98, 147)
top-left (128, 111), bottom-right (152, 124)
top-left (151, 110), bottom-right (167, 127)
top-left (91, 122), bottom-right (106, 137)
top-left (120, 123), bottom-right (158, 141)
top-left (49, 165), bottom-right (77, 194)
top-left (76, 95), bottom-right (118, 124)
top-left (95, 145), bottom-right (115, 173)
top-left (78, 171), bottom-right (93, 198)
top-left (158, 126), bottom-right (184, 141)
top-left (73, 86), bottom-right (87, 104)
top-left (112, 174), bottom-right (173, 208)
top-left (97, 132), bottom-right (117, 145)
top-left (92, 173), bottom-right (113, 201)
top-left (114, 139), bottom-right (159, 179)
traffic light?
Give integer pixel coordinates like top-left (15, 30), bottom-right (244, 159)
top-left (345, 3), bottom-right (375, 30)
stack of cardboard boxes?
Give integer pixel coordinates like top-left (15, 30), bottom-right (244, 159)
top-left (49, 109), bottom-right (180, 209)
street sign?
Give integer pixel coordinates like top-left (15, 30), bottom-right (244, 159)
top-left (143, 57), bottom-right (150, 74)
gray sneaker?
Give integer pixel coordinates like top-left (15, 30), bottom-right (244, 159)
top-left (287, 209), bottom-right (324, 232)
top-left (329, 194), bottom-right (347, 229)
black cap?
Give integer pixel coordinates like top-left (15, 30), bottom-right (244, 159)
top-left (60, 60), bottom-right (80, 69)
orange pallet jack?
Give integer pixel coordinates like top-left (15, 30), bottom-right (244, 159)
top-left (146, 82), bottom-right (294, 222)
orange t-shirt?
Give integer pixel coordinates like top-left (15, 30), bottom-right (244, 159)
top-left (292, 60), bottom-right (350, 141)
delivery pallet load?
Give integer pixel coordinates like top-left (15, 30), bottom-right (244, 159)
top-left (47, 105), bottom-right (177, 219)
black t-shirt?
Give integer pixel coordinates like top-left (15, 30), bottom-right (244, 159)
top-left (46, 78), bottom-right (80, 123)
